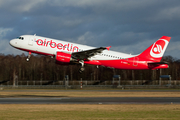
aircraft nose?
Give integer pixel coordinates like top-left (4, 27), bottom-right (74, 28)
top-left (9, 40), bottom-right (13, 46)
top-left (9, 39), bottom-right (17, 47)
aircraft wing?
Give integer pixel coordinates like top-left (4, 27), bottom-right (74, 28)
top-left (72, 46), bottom-right (111, 60)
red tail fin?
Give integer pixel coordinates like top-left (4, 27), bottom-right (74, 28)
top-left (138, 36), bottom-right (171, 62)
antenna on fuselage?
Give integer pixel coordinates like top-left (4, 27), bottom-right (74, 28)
top-left (34, 34), bottom-right (36, 36)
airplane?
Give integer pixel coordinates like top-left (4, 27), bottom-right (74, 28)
top-left (9, 35), bottom-right (171, 73)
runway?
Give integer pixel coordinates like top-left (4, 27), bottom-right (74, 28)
top-left (0, 97), bottom-right (180, 104)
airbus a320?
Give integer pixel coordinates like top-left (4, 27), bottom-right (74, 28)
top-left (10, 35), bottom-right (171, 73)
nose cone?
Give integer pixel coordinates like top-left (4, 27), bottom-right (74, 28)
top-left (9, 39), bottom-right (17, 47)
top-left (9, 40), bottom-right (13, 46)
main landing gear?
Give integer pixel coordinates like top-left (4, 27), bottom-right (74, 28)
top-left (79, 60), bottom-right (85, 73)
top-left (26, 52), bottom-right (31, 61)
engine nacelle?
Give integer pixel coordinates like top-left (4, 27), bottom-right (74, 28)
top-left (56, 51), bottom-right (72, 65)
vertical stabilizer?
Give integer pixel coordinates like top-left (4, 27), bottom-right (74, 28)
top-left (138, 36), bottom-right (171, 62)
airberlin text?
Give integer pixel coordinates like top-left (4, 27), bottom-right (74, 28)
top-left (36, 39), bottom-right (79, 52)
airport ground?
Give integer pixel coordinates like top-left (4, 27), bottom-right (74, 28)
top-left (1, 89), bottom-right (180, 98)
top-left (0, 89), bottom-right (180, 120)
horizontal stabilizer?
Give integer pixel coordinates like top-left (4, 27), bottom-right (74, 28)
top-left (148, 61), bottom-right (169, 69)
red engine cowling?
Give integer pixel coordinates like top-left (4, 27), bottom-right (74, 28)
top-left (56, 51), bottom-right (72, 65)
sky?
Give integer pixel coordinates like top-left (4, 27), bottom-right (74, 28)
top-left (1, 0), bottom-right (180, 59)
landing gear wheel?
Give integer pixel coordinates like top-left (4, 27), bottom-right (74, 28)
top-left (26, 52), bottom-right (31, 62)
top-left (26, 58), bottom-right (29, 61)
top-left (79, 67), bottom-right (85, 73)
top-left (80, 67), bottom-right (85, 71)
top-left (79, 60), bottom-right (85, 73)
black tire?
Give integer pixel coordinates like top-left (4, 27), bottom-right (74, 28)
top-left (80, 67), bottom-right (85, 71)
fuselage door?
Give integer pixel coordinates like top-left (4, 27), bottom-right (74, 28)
top-left (28, 36), bottom-right (35, 46)
top-left (133, 57), bottom-right (139, 66)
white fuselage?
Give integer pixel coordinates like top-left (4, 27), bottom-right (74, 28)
top-left (9, 35), bottom-right (170, 70)
top-left (10, 35), bottom-right (134, 60)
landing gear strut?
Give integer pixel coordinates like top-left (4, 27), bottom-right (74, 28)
top-left (79, 60), bottom-right (85, 73)
top-left (26, 52), bottom-right (31, 61)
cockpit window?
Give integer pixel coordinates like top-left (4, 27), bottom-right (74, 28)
top-left (17, 37), bottom-right (24, 40)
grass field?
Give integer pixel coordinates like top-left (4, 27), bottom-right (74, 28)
top-left (0, 104), bottom-right (180, 120)
top-left (0, 89), bottom-right (180, 120)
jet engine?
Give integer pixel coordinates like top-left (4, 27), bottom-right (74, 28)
top-left (56, 51), bottom-right (73, 65)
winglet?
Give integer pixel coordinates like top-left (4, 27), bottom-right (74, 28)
top-left (106, 46), bottom-right (111, 51)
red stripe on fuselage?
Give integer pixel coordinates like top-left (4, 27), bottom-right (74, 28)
top-left (97, 59), bottom-right (148, 70)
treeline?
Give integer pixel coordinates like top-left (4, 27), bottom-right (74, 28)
top-left (0, 53), bottom-right (180, 81)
